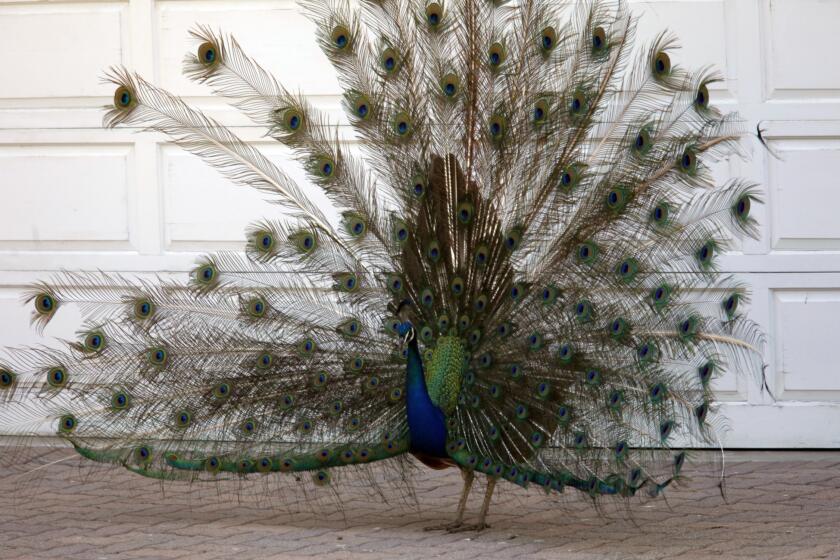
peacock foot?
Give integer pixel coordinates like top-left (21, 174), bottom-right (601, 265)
top-left (446, 522), bottom-right (490, 533)
top-left (424, 521), bottom-right (464, 532)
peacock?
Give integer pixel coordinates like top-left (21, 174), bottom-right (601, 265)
top-left (0, 0), bottom-right (764, 532)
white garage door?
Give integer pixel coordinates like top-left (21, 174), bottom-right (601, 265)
top-left (0, 0), bottom-right (838, 447)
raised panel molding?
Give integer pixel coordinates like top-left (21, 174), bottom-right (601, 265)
top-left (761, 0), bottom-right (840, 101)
top-left (773, 289), bottom-right (840, 401)
top-left (161, 141), bottom-right (344, 250)
top-left (0, 144), bottom-right (134, 248)
top-left (766, 138), bottom-right (840, 251)
top-left (0, 2), bottom-right (128, 100)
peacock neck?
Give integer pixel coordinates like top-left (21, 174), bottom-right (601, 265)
top-left (404, 338), bottom-right (448, 458)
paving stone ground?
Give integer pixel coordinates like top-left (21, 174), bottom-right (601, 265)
top-left (0, 447), bottom-right (838, 560)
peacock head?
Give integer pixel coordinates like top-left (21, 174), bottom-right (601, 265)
top-left (392, 299), bottom-right (416, 344)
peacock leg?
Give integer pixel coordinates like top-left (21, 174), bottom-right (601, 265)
top-left (448, 475), bottom-right (496, 532)
top-left (424, 468), bottom-right (474, 531)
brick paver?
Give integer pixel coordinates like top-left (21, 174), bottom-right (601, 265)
top-left (0, 447), bottom-right (838, 559)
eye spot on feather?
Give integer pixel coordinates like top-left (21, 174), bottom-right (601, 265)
top-left (576, 241), bottom-right (599, 263)
top-left (540, 26), bottom-right (557, 52)
top-left (488, 42), bottom-right (506, 68)
top-left (573, 432), bottom-right (587, 448)
top-left (678, 316), bottom-right (698, 340)
top-left (133, 298), bottom-right (155, 320)
top-left (569, 90), bottom-right (589, 118)
top-left (532, 99), bottom-right (550, 126)
top-left (510, 283), bottom-right (526, 302)
top-left (335, 273), bottom-right (359, 292)
top-left (585, 368), bottom-right (601, 385)
top-left (679, 148), bottom-right (698, 175)
top-left (614, 440), bottom-right (628, 460)
top-left (213, 382), bottom-right (231, 401)
top-left (194, 263), bottom-right (218, 287)
top-left (35, 293), bottom-right (56, 315)
top-left (637, 341), bottom-right (658, 365)
top-left (557, 404), bottom-right (572, 424)
top-left (558, 342), bottom-right (573, 363)
top-left (608, 390), bottom-right (623, 410)
top-left (0, 369), bottom-right (14, 389)
top-left (609, 317), bottom-right (630, 340)
top-left (313, 371), bottom-right (329, 389)
top-left (660, 420), bottom-right (675, 441)
top-left (514, 403), bottom-right (529, 420)
top-left (496, 322), bottom-right (511, 337)
top-left (410, 174), bottom-right (428, 199)
top-left (504, 227), bottom-right (522, 251)
top-left (698, 361), bottom-right (715, 385)
top-left (147, 347), bottom-right (168, 368)
top-left (695, 402), bottom-right (709, 423)
top-left (420, 288), bottom-right (434, 307)
top-left (528, 332), bottom-right (544, 351)
top-left (386, 274), bottom-right (403, 294)
top-left (632, 125), bottom-right (653, 156)
top-left (313, 470), bottom-right (331, 486)
top-left (652, 51), bottom-right (671, 78)
top-left (174, 410), bottom-right (192, 429)
top-left (450, 276), bottom-right (465, 296)
top-left (393, 112), bottom-right (413, 137)
top-left (558, 164), bottom-right (583, 192)
top-left (696, 241), bottom-right (715, 268)
top-left (197, 42), bottom-right (218, 66)
top-left (574, 300), bottom-right (593, 322)
top-left (113, 86), bottom-right (135, 109)
top-left (592, 27), bottom-right (607, 53)
top-left (674, 451), bottom-right (687, 474)
top-left (734, 194), bottom-right (752, 221)
top-left (488, 384), bottom-right (502, 399)
top-left (241, 418), bottom-right (257, 435)
top-left (651, 284), bottom-right (671, 309)
top-left (256, 352), bottom-right (273, 370)
top-left (441, 73), bottom-right (460, 98)
top-left (299, 419), bottom-right (314, 434)
top-left (83, 331), bottom-right (106, 353)
top-left (695, 83), bottom-right (710, 110)
top-left (278, 394), bottom-right (295, 411)
top-left (478, 352), bottom-right (493, 368)
top-left (134, 446), bottom-right (152, 464)
top-left (427, 241), bottom-right (441, 262)
top-left (205, 456), bottom-right (221, 473)
top-left (111, 391), bottom-right (130, 411)
top-left (256, 457), bottom-right (274, 473)
top-left (425, 3), bottom-right (443, 27)
top-left (723, 293), bottom-right (740, 318)
top-left (331, 26), bottom-right (351, 50)
top-left (46, 367), bottom-right (67, 389)
top-left (58, 414), bottom-right (77, 434)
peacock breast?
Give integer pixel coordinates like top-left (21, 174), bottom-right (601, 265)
top-left (424, 335), bottom-right (465, 415)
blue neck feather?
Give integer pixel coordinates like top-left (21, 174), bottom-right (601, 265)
top-left (404, 338), bottom-right (448, 457)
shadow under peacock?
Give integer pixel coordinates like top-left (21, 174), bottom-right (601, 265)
top-left (0, 0), bottom-right (765, 532)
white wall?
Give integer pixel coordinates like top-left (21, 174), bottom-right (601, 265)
top-left (1, 0), bottom-right (839, 447)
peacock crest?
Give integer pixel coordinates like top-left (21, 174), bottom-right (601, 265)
top-left (0, 0), bottom-right (764, 530)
